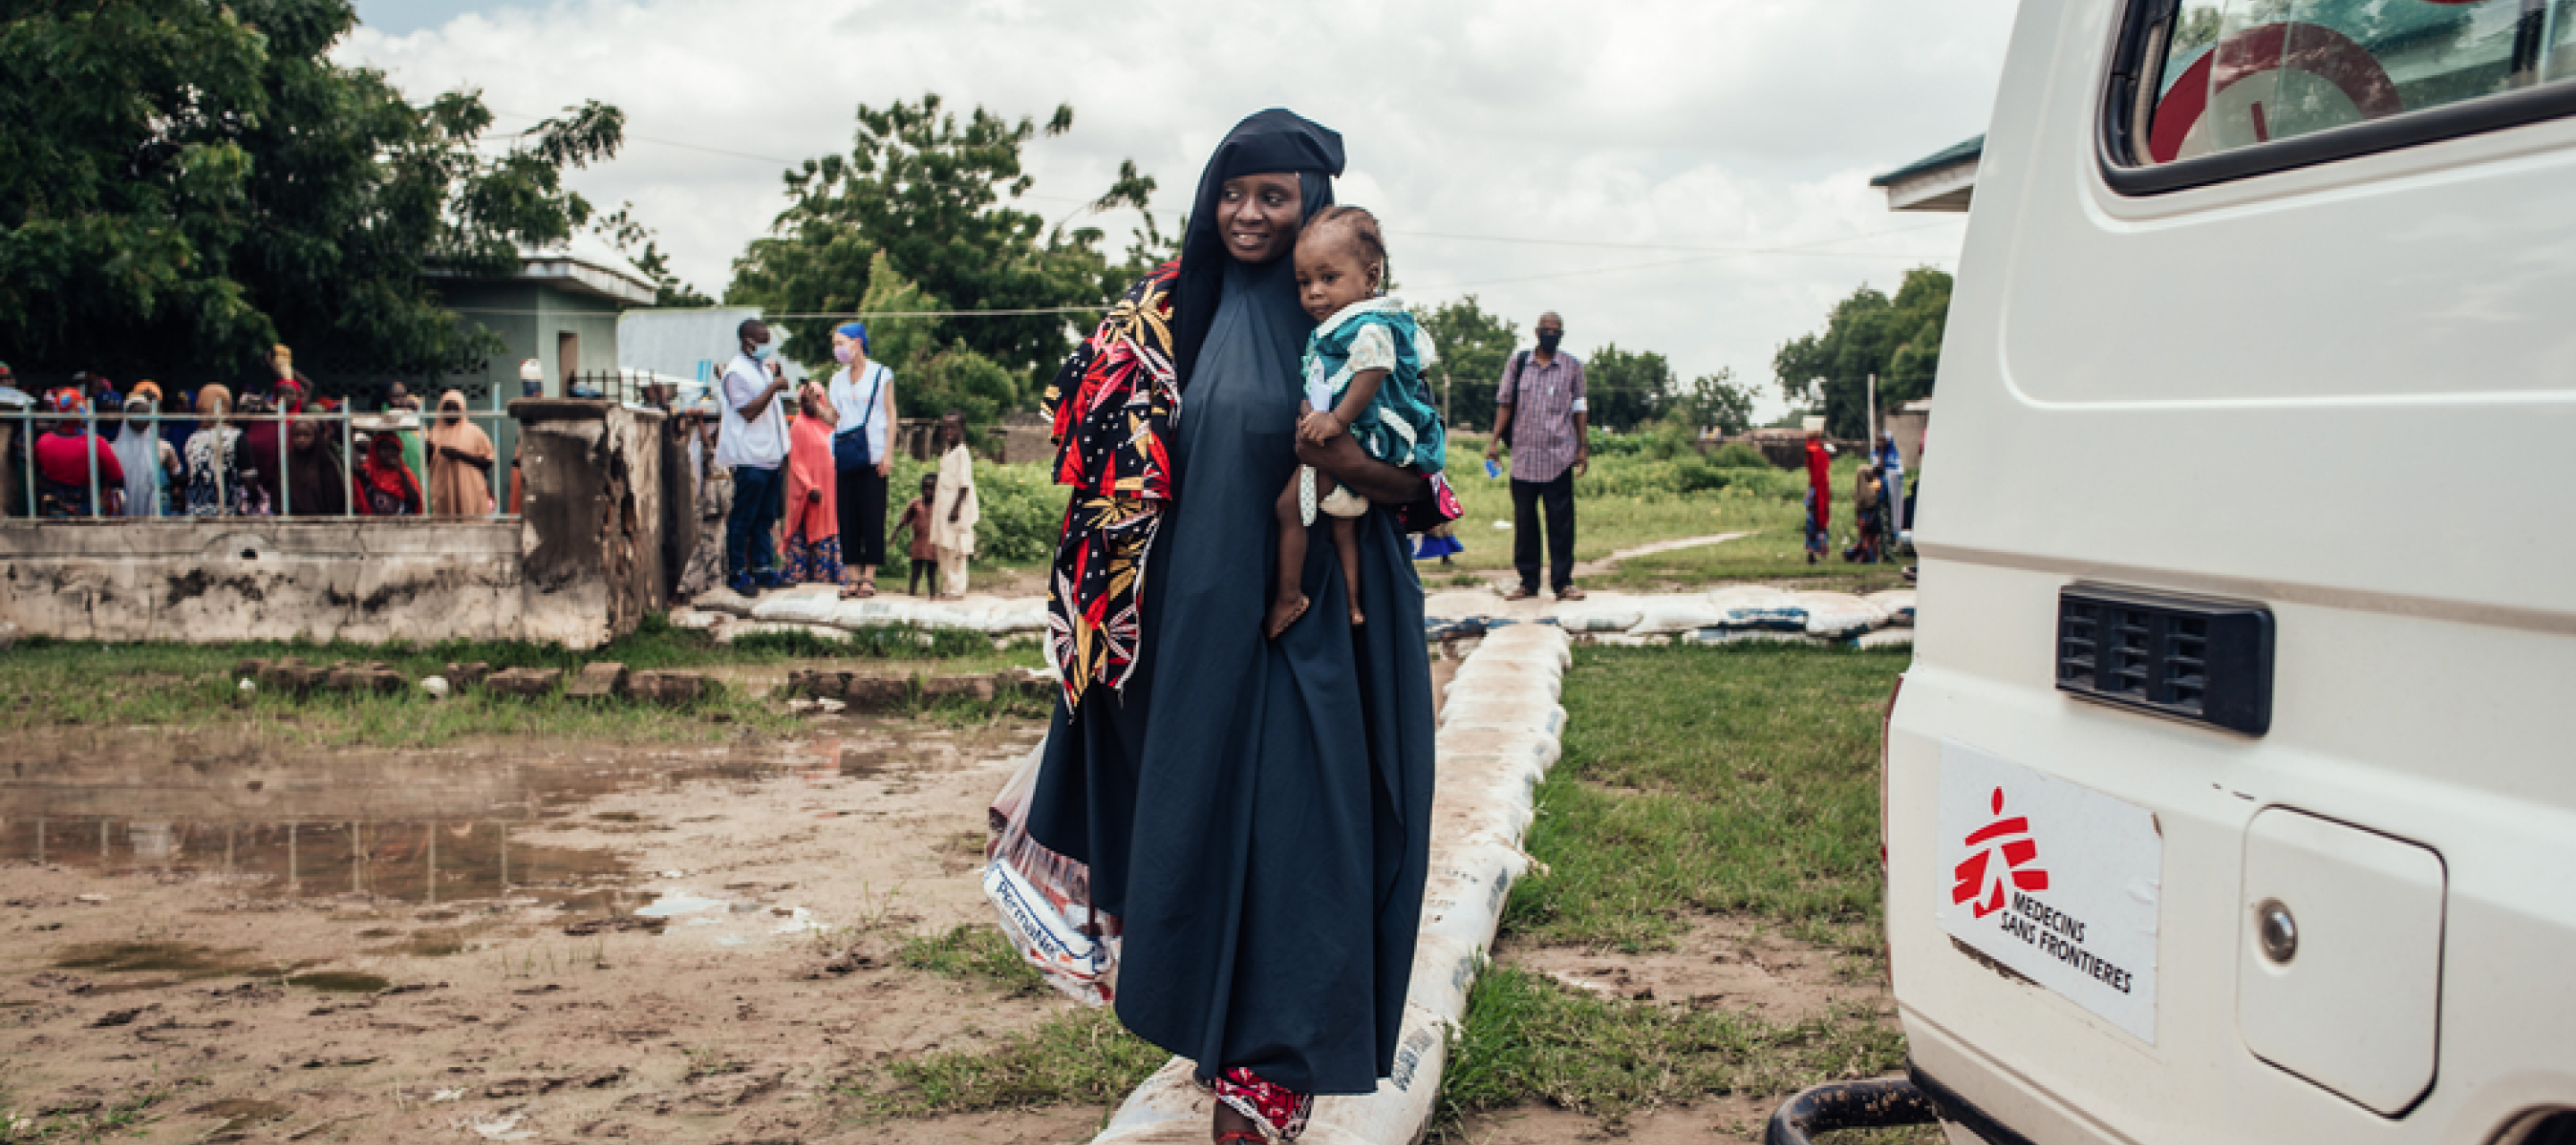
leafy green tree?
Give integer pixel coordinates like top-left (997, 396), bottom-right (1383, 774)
top-left (909, 340), bottom-right (1023, 431)
top-left (1668, 368), bottom-right (1758, 434)
top-left (0, 0), bottom-right (623, 383)
top-left (728, 94), bottom-right (1145, 380)
top-left (594, 203), bottom-right (713, 306)
top-left (1411, 295), bottom-right (1519, 431)
top-left (1771, 266), bottom-right (1951, 437)
top-left (1583, 343), bottom-right (1679, 432)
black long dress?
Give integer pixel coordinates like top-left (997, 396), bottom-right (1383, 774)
top-left (1023, 123), bottom-right (1436, 1098)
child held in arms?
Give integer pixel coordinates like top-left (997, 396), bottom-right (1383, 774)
top-left (1267, 205), bottom-right (1445, 638)
top-left (894, 472), bottom-right (939, 597)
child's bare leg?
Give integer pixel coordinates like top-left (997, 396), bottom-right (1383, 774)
top-left (1333, 514), bottom-right (1364, 626)
top-left (1267, 475), bottom-right (1310, 638)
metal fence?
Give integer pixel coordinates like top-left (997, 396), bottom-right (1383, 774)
top-left (3, 407), bottom-right (521, 522)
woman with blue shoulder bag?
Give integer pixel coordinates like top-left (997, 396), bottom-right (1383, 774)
top-left (826, 321), bottom-right (897, 598)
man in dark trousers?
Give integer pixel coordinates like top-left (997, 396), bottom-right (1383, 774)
top-left (1484, 311), bottom-right (1589, 601)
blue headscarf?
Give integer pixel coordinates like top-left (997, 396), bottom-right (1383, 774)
top-left (835, 322), bottom-right (869, 353)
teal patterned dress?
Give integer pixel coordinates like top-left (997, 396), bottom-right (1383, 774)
top-left (1300, 298), bottom-right (1445, 476)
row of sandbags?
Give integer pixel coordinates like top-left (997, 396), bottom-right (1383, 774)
top-left (686, 588), bottom-right (1053, 636)
top-left (1434, 586), bottom-right (1916, 642)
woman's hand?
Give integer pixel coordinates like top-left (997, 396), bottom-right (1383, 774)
top-left (876, 456), bottom-right (893, 478)
top-left (809, 489), bottom-right (822, 505)
top-left (1295, 432), bottom-right (1425, 505)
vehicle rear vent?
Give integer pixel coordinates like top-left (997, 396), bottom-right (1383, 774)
top-left (2057, 586), bottom-right (2272, 735)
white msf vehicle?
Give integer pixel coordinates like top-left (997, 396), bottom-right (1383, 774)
top-left (1770, 1), bottom-right (2576, 1143)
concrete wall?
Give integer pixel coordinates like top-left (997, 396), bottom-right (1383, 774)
top-left (0, 403), bottom-right (668, 649)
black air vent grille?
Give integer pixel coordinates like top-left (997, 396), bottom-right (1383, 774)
top-left (2056, 587), bottom-right (2272, 735)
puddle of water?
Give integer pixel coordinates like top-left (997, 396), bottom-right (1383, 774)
top-left (2, 721), bottom-right (1041, 923)
top-left (188, 1098), bottom-right (292, 1135)
top-left (634, 893), bottom-right (724, 920)
top-left (54, 942), bottom-right (288, 980)
top-left (285, 971), bottom-right (390, 993)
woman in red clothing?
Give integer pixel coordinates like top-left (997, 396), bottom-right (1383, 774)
top-left (1804, 422), bottom-right (1832, 564)
top-left (33, 388), bottom-right (126, 517)
top-left (355, 431), bottom-right (424, 516)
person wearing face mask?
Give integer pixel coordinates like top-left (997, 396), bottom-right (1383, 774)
top-left (824, 321), bottom-right (896, 599)
top-left (1483, 310), bottom-right (1589, 600)
top-left (716, 318), bottom-right (794, 596)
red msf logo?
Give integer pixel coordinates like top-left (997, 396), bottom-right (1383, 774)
top-left (1953, 787), bottom-right (2049, 918)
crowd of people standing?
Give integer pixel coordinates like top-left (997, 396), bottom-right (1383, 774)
top-left (2, 351), bottom-right (498, 521)
top-left (670, 318), bottom-right (978, 604)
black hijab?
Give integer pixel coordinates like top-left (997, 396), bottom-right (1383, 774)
top-left (1173, 109), bottom-right (1343, 386)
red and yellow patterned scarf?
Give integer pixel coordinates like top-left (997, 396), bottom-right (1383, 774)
top-left (1041, 259), bottom-right (1182, 711)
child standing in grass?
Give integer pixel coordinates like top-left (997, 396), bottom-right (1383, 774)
top-left (894, 472), bottom-right (938, 597)
top-left (929, 411), bottom-right (979, 599)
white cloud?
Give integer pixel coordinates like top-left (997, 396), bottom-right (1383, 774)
top-left (341, 0), bottom-right (2012, 420)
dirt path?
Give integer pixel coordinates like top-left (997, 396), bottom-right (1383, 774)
top-left (0, 717), bottom-right (1090, 1143)
top-left (1568, 532), bottom-right (1753, 580)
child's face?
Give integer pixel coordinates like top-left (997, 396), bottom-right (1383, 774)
top-left (1295, 227), bottom-right (1377, 323)
top-left (921, 478), bottom-right (937, 500)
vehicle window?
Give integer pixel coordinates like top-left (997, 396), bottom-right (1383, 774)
top-left (2137, 0), bottom-right (2575, 165)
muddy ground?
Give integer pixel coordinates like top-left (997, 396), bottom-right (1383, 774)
top-left (2, 689), bottom-right (1896, 1144)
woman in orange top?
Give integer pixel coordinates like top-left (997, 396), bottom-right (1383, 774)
top-left (781, 384), bottom-right (843, 584)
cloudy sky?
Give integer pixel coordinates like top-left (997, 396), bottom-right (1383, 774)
top-left (342, 0), bottom-right (2016, 420)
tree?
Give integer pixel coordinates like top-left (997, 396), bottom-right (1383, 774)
top-left (1771, 266), bottom-right (1951, 437)
top-left (1583, 343), bottom-right (1680, 432)
top-left (728, 94), bottom-right (1145, 380)
top-left (1669, 368), bottom-right (1758, 434)
top-left (1411, 295), bottom-right (1519, 431)
top-left (0, 0), bottom-right (623, 384)
top-left (594, 203), bottom-right (713, 307)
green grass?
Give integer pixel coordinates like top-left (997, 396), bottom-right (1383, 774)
top-left (0, 614), bottom-right (1045, 748)
top-left (0, 1081), bottom-right (180, 1143)
top-left (897, 924), bottom-right (1050, 997)
top-left (1441, 964), bottom-right (1907, 1126)
top-left (858, 1007), bottom-right (1167, 1118)
top-left (1503, 641), bottom-right (1905, 956)
top-left (1436, 641), bottom-right (1912, 1133)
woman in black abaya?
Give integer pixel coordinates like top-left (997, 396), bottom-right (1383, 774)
top-left (1022, 109), bottom-right (1436, 1142)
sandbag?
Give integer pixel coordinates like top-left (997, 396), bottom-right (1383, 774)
top-left (1548, 600), bottom-right (1643, 633)
top-left (1628, 596), bottom-right (1734, 634)
top-left (1796, 591), bottom-right (1888, 639)
top-left (1701, 584), bottom-right (1809, 631)
top-left (1864, 589), bottom-right (1917, 627)
top-left (829, 598), bottom-right (923, 630)
top-left (750, 591), bottom-right (840, 625)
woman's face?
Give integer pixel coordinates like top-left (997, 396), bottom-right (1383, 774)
top-left (374, 437), bottom-right (402, 465)
top-left (1216, 173), bottom-right (1303, 263)
top-left (440, 395), bottom-right (462, 425)
top-left (290, 420), bottom-right (318, 451)
top-left (831, 332), bottom-right (863, 363)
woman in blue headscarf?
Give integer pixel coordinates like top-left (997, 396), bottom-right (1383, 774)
top-left (1021, 109), bottom-right (1436, 1142)
top-left (826, 320), bottom-right (896, 598)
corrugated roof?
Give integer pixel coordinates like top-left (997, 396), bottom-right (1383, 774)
top-left (1869, 135), bottom-right (1984, 188)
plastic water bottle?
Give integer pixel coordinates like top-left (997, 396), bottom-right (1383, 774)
top-left (1485, 458), bottom-right (1502, 479)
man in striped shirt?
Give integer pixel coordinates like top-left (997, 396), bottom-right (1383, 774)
top-left (1484, 311), bottom-right (1589, 601)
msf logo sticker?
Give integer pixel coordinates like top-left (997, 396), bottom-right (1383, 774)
top-left (1952, 787), bottom-right (2049, 918)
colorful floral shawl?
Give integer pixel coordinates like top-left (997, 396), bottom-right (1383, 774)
top-left (1040, 259), bottom-right (1182, 710)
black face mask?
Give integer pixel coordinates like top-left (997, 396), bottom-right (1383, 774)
top-left (1536, 331), bottom-right (1563, 352)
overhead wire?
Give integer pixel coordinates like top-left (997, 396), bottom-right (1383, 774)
top-left (488, 109), bottom-right (1965, 266)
